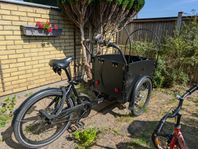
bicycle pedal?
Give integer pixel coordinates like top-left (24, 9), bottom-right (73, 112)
top-left (68, 125), bottom-right (77, 133)
top-left (97, 97), bottom-right (104, 104)
top-left (117, 104), bottom-right (126, 110)
top-left (76, 121), bottom-right (85, 129)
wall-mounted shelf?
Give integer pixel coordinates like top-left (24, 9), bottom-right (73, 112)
top-left (21, 25), bottom-right (62, 37)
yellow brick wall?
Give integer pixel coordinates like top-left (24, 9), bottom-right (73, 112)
top-left (0, 2), bottom-right (78, 96)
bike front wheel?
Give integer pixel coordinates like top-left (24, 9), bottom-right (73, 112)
top-left (13, 88), bottom-right (74, 148)
top-left (152, 134), bottom-right (170, 149)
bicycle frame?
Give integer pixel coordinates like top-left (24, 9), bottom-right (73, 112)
top-left (152, 85), bottom-right (198, 149)
top-left (169, 114), bottom-right (188, 149)
top-left (39, 68), bottom-right (86, 120)
top-left (170, 128), bottom-right (188, 149)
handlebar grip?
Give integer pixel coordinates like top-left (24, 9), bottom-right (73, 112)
top-left (187, 84), bottom-right (198, 94)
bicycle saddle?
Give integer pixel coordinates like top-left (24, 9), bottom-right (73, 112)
top-left (49, 57), bottom-right (73, 69)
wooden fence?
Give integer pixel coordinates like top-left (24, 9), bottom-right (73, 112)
top-left (117, 14), bottom-right (192, 44)
top-left (117, 15), bottom-right (198, 83)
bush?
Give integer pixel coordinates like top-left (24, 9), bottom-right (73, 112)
top-left (123, 16), bottom-right (197, 88)
top-left (154, 16), bottom-right (198, 87)
top-left (127, 41), bottom-right (158, 59)
top-left (153, 58), bottom-right (166, 88)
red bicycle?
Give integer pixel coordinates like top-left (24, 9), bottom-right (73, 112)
top-left (152, 85), bottom-right (198, 149)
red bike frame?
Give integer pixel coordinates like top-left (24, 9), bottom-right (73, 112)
top-left (152, 84), bottom-right (198, 149)
top-left (170, 127), bottom-right (188, 149)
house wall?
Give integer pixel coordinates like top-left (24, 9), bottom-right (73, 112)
top-left (0, 1), bottom-right (79, 96)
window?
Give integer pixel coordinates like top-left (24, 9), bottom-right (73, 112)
top-left (16, 0), bottom-right (58, 6)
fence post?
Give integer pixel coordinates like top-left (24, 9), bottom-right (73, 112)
top-left (176, 11), bottom-right (183, 33)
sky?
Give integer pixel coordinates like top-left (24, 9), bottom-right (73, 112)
top-left (138, 0), bottom-right (198, 18)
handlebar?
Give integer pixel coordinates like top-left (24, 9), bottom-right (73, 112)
top-left (84, 34), bottom-right (128, 65)
top-left (154, 85), bottom-right (198, 135)
top-left (182, 84), bottom-right (198, 98)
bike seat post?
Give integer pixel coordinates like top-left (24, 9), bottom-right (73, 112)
top-left (64, 68), bottom-right (72, 82)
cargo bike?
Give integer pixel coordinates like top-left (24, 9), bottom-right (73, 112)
top-left (12, 29), bottom-right (159, 148)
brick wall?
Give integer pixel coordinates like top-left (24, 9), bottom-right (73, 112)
top-left (0, 1), bottom-right (79, 96)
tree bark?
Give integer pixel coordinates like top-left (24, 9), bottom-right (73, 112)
top-left (79, 25), bottom-right (92, 81)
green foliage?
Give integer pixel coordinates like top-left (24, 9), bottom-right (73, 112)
top-left (124, 17), bottom-right (198, 88)
top-left (0, 115), bottom-right (11, 128)
top-left (158, 16), bottom-right (197, 87)
top-left (163, 16), bottom-right (198, 67)
top-left (134, 0), bottom-right (145, 11)
top-left (0, 96), bottom-right (16, 115)
top-left (130, 41), bottom-right (157, 58)
top-left (58, 0), bottom-right (144, 10)
top-left (154, 17), bottom-right (198, 88)
top-left (58, 0), bottom-right (93, 4)
top-left (73, 128), bottom-right (98, 149)
top-left (153, 58), bottom-right (189, 88)
top-left (0, 96), bottom-right (16, 128)
top-left (115, 0), bottom-right (144, 10)
top-left (153, 58), bottom-right (166, 88)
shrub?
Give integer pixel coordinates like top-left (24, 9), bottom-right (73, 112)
top-left (154, 16), bottom-right (198, 87)
top-left (153, 58), bottom-right (166, 88)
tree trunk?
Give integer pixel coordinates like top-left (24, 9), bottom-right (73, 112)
top-left (79, 25), bottom-right (92, 81)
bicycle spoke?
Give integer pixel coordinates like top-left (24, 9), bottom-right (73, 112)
top-left (18, 95), bottom-right (73, 144)
top-left (20, 115), bottom-right (40, 123)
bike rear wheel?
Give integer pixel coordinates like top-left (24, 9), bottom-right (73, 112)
top-left (13, 88), bottom-right (74, 148)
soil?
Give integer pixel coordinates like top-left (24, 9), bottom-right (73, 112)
top-left (0, 85), bottom-right (197, 149)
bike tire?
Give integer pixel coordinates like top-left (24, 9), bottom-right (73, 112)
top-left (152, 133), bottom-right (169, 149)
top-left (130, 76), bottom-right (152, 116)
top-left (12, 88), bottom-right (74, 148)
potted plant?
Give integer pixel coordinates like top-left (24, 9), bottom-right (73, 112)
top-left (21, 21), bottom-right (62, 37)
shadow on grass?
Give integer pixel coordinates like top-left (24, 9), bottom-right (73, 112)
top-left (116, 119), bottom-right (198, 149)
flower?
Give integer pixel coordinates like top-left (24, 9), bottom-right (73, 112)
top-left (36, 21), bottom-right (41, 26)
top-left (35, 21), bottom-right (59, 33)
top-left (47, 27), bottom-right (53, 33)
top-left (36, 21), bottom-right (44, 29)
top-left (54, 24), bottom-right (58, 30)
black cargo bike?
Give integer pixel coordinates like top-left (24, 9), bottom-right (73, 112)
top-left (12, 30), bottom-right (158, 148)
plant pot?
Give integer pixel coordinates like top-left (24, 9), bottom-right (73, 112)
top-left (21, 25), bottom-right (62, 37)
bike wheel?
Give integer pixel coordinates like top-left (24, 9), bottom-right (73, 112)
top-left (130, 76), bottom-right (152, 116)
top-left (153, 135), bottom-right (183, 149)
top-left (79, 94), bottom-right (92, 118)
top-left (152, 134), bottom-right (170, 149)
top-left (13, 88), bottom-right (74, 148)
